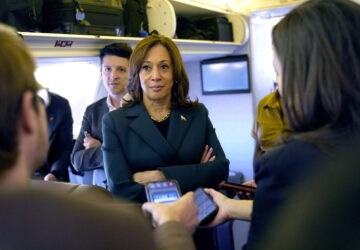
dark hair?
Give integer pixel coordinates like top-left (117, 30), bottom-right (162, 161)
top-left (99, 42), bottom-right (133, 65)
top-left (0, 24), bottom-right (40, 177)
top-left (272, 0), bottom-right (360, 150)
top-left (124, 35), bottom-right (197, 108)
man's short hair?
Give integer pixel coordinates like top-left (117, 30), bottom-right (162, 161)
top-left (99, 43), bottom-right (133, 65)
top-left (0, 24), bottom-right (39, 177)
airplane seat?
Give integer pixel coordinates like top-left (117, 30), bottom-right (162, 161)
top-left (67, 137), bottom-right (95, 186)
top-left (68, 165), bottom-right (94, 185)
top-left (68, 140), bottom-right (107, 188)
top-left (215, 221), bottom-right (235, 250)
top-left (212, 171), bottom-right (244, 250)
top-left (92, 168), bottom-right (107, 189)
top-left (228, 170), bottom-right (245, 184)
top-left (68, 167), bottom-right (107, 189)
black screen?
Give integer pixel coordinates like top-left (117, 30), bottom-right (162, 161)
top-left (201, 55), bottom-right (250, 94)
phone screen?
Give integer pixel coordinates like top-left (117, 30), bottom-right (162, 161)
top-left (145, 180), bottom-right (181, 204)
top-left (194, 188), bottom-right (218, 225)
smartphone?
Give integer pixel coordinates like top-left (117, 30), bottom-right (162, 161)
top-left (145, 180), bottom-right (181, 204)
top-left (145, 182), bottom-right (218, 225)
top-left (194, 188), bottom-right (218, 225)
top-left (83, 131), bottom-right (88, 138)
top-left (218, 181), bottom-right (256, 199)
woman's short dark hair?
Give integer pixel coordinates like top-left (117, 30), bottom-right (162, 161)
top-left (125, 35), bottom-right (197, 108)
top-left (272, 0), bottom-right (360, 149)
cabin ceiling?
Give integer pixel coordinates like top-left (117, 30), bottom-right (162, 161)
top-left (171, 0), bottom-right (306, 16)
top-left (230, 0), bottom-right (305, 11)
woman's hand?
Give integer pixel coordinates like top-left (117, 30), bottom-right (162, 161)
top-left (203, 188), bottom-right (231, 227)
top-left (142, 192), bottom-right (200, 233)
top-left (204, 188), bottom-right (253, 223)
top-left (243, 179), bottom-right (257, 188)
top-left (200, 145), bottom-right (216, 163)
top-left (133, 170), bottom-right (166, 184)
top-left (238, 179), bottom-right (257, 200)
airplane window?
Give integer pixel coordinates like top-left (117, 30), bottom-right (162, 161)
top-left (35, 57), bottom-right (105, 137)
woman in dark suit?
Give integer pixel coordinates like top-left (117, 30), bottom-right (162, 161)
top-left (102, 35), bottom-right (229, 203)
top-left (204, 0), bottom-right (360, 249)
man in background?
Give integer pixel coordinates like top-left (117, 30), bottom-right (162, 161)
top-left (71, 42), bottom-right (132, 187)
top-left (34, 90), bottom-right (73, 182)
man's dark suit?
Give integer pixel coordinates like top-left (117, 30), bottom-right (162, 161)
top-left (102, 102), bottom-right (229, 203)
top-left (246, 138), bottom-right (327, 249)
top-left (35, 92), bottom-right (73, 181)
top-left (71, 97), bottom-right (108, 187)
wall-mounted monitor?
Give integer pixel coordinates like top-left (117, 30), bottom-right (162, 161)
top-left (200, 55), bottom-right (250, 94)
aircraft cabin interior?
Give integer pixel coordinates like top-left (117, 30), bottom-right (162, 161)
top-left (2, 0), bottom-right (359, 249)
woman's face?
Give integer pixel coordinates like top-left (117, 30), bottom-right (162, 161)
top-left (272, 47), bottom-right (283, 95)
top-left (140, 44), bottom-right (174, 104)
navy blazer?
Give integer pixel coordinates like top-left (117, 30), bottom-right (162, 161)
top-left (35, 92), bottom-right (73, 180)
top-left (247, 139), bottom-right (327, 249)
top-left (71, 97), bottom-right (108, 172)
top-left (102, 102), bottom-right (229, 203)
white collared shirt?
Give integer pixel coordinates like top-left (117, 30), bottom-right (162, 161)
top-left (106, 93), bottom-right (132, 112)
top-left (106, 95), bottom-right (117, 112)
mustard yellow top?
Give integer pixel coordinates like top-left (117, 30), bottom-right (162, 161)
top-left (252, 90), bottom-right (289, 152)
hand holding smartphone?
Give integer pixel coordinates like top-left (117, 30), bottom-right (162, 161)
top-left (145, 180), bottom-right (181, 204)
top-left (193, 187), bottom-right (218, 225)
top-left (145, 181), bottom-right (218, 225)
top-left (218, 181), bottom-right (256, 199)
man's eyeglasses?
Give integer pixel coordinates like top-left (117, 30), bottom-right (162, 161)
top-left (14, 87), bottom-right (51, 118)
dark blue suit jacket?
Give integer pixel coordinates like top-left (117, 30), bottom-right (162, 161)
top-left (102, 102), bottom-right (229, 203)
top-left (35, 92), bottom-right (73, 180)
top-left (247, 139), bottom-right (327, 249)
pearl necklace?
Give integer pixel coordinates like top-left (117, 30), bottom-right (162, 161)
top-left (150, 110), bottom-right (171, 122)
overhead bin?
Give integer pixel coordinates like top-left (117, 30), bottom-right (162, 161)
top-left (17, 0), bottom-right (249, 59)
top-left (226, 13), bottom-right (249, 44)
top-left (20, 32), bottom-right (240, 59)
top-left (164, 0), bottom-right (249, 45)
top-left (147, 0), bottom-right (177, 38)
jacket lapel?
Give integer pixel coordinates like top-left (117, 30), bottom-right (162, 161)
top-left (167, 108), bottom-right (192, 152)
top-left (127, 103), bottom-right (176, 163)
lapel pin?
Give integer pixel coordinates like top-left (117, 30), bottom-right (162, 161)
top-left (180, 115), bottom-right (187, 121)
